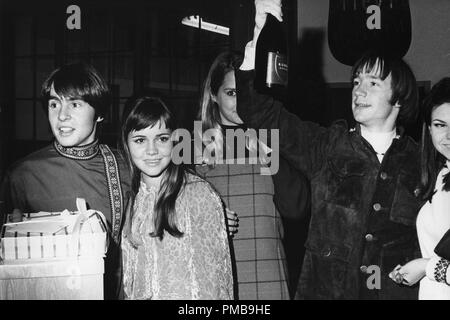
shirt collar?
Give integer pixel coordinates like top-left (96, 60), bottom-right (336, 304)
top-left (351, 123), bottom-right (403, 138)
top-left (53, 139), bottom-right (100, 160)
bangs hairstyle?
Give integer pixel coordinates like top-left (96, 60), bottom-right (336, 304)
top-left (351, 51), bottom-right (418, 126)
top-left (41, 62), bottom-right (111, 119)
top-left (120, 96), bottom-right (186, 243)
top-left (122, 96), bottom-right (175, 136)
top-left (420, 77), bottom-right (450, 201)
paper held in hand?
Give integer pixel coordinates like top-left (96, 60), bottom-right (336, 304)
top-left (0, 198), bottom-right (108, 262)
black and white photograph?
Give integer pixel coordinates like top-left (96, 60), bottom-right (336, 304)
top-left (0, 0), bottom-right (449, 307)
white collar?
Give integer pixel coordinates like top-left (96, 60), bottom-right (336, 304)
top-left (360, 127), bottom-right (399, 163)
top-left (361, 127), bottom-right (397, 156)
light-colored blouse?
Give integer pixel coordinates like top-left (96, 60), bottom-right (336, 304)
top-left (416, 162), bottom-right (450, 300)
top-left (121, 173), bottom-right (233, 300)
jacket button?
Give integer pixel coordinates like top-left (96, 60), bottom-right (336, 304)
top-left (360, 265), bottom-right (368, 273)
top-left (322, 247), bottom-right (331, 257)
top-left (373, 203), bottom-right (382, 211)
top-left (380, 172), bottom-right (388, 180)
top-left (365, 234), bottom-right (374, 242)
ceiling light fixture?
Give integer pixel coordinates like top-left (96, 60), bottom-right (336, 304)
top-left (181, 15), bottom-right (229, 36)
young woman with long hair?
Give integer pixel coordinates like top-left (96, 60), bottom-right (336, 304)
top-left (390, 78), bottom-right (450, 299)
top-left (195, 51), bottom-right (294, 300)
top-left (120, 96), bottom-right (233, 299)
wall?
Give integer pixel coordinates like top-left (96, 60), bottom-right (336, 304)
top-left (407, 0), bottom-right (450, 84)
top-left (297, 0), bottom-right (450, 85)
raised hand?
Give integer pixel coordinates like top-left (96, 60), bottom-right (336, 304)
top-left (255, 0), bottom-right (283, 30)
top-left (253, 0), bottom-right (283, 44)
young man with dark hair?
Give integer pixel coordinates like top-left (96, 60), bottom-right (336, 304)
top-left (235, 0), bottom-right (423, 299)
top-left (1, 62), bottom-right (130, 299)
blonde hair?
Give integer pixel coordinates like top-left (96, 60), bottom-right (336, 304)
top-left (198, 51), bottom-right (243, 160)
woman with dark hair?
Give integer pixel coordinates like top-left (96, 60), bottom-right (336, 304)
top-left (390, 78), bottom-right (450, 299)
top-left (195, 51), bottom-right (310, 300)
top-left (120, 96), bottom-right (233, 300)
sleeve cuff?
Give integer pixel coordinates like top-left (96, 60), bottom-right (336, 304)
top-left (239, 41), bottom-right (256, 71)
top-left (426, 256), bottom-right (450, 284)
top-left (425, 256), bottom-right (441, 281)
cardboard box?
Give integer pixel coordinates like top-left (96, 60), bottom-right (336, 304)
top-left (0, 200), bottom-right (107, 299)
top-left (0, 211), bottom-right (107, 262)
top-left (0, 257), bottom-right (104, 300)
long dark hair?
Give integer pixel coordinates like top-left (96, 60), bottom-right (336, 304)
top-left (120, 96), bottom-right (185, 243)
top-left (420, 77), bottom-right (450, 201)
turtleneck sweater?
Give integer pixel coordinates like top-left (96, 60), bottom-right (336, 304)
top-left (361, 127), bottom-right (398, 163)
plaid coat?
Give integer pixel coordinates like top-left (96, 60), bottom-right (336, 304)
top-left (196, 162), bottom-right (290, 300)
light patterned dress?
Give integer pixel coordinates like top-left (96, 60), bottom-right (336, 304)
top-left (121, 173), bottom-right (233, 300)
top-left (416, 163), bottom-right (450, 300)
top-left (196, 163), bottom-right (290, 300)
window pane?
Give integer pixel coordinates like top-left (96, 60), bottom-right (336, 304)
top-left (36, 59), bottom-right (55, 96)
top-left (147, 57), bottom-right (170, 90)
top-left (108, 97), bottom-right (121, 128)
top-left (114, 17), bottom-right (134, 52)
top-left (114, 54), bottom-right (133, 97)
top-left (118, 98), bottom-right (127, 123)
top-left (91, 55), bottom-right (109, 82)
top-left (65, 54), bottom-right (90, 65)
top-left (36, 103), bottom-right (52, 141)
top-left (66, 28), bottom-right (86, 54)
top-left (36, 15), bottom-right (56, 55)
top-left (114, 78), bottom-right (133, 98)
top-left (172, 57), bottom-right (200, 92)
top-left (174, 24), bottom-right (197, 58)
top-left (89, 11), bottom-right (109, 52)
top-left (146, 11), bottom-right (169, 57)
top-left (169, 95), bottom-right (198, 130)
top-left (15, 58), bottom-right (33, 98)
top-left (15, 16), bottom-right (32, 56)
top-left (15, 100), bottom-right (34, 140)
